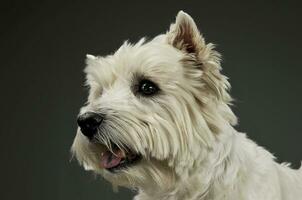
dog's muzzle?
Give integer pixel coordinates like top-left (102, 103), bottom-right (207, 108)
top-left (77, 112), bottom-right (104, 139)
top-left (76, 112), bottom-right (142, 172)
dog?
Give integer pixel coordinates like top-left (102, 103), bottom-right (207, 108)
top-left (71, 11), bottom-right (302, 200)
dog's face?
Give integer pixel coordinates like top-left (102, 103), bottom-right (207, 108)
top-left (71, 11), bottom-right (236, 190)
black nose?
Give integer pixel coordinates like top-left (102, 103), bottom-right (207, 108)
top-left (77, 112), bottom-right (104, 139)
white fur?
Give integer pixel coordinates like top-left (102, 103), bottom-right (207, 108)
top-left (71, 11), bottom-right (302, 200)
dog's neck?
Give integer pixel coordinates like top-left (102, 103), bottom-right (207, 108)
top-left (135, 126), bottom-right (276, 200)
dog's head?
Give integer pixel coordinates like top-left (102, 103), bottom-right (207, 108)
top-left (71, 11), bottom-right (237, 191)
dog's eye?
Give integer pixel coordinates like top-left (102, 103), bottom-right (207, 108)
top-left (138, 79), bottom-right (159, 96)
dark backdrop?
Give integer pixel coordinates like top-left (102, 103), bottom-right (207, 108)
top-left (1, 1), bottom-right (301, 200)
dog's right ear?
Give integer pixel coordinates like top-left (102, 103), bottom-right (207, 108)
top-left (166, 11), bottom-right (205, 55)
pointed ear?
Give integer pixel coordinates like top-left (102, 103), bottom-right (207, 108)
top-left (167, 11), bottom-right (205, 54)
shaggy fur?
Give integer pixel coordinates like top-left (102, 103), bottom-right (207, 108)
top-left (71, 11), bottom-right (302, 200)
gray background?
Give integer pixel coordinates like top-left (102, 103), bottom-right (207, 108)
top-left (1, 1), bottom-right (301, 200)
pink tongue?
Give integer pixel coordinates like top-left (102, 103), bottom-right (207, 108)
top-left (100, 149), bottom-right (124, 169)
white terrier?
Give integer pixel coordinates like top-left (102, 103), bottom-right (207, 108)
top-left (71, 11), bottom-right (302, 200)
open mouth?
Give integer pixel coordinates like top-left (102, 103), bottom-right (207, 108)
top-left (99, 144), bottom-right (141, 172)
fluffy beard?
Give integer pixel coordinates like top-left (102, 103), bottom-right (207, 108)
top-left (71, 129), bottom-right (177, 191)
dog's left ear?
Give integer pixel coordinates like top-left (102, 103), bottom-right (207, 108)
top-left (167, 11), bottom-right (205, 55)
